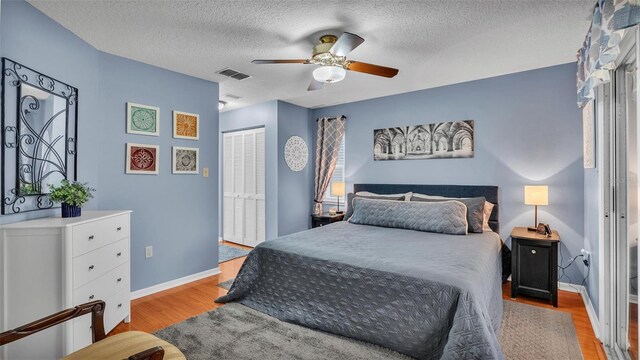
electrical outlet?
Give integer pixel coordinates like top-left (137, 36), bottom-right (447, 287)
top-left (581, 248), bottom-right (590, 267)
top-left (145, 246), bottom-right (153, 258)
top-left (203, 167), bottom-right (209, 177)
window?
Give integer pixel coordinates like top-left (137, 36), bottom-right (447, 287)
top-left (323, 136), bottom-right (345, 205)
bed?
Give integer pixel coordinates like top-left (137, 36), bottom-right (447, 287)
top-left (216, 184), bottom-right (505, 360)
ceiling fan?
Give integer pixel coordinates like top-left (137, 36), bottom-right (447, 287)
top-left (252, 32), bottom-right (399, 91)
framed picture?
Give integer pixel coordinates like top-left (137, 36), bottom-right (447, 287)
top-left (374, 120), bottom-right (474, 161)
top-left (126, 143), bottom-right (159, 175)
top-left (127, 102), bottom-right (160, 136)
top-left (172, 146), bottom-right (199, 174)
top-left (173, 111), bottom-right (199, 140)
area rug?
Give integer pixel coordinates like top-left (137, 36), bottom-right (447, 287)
top-left (217, 279), bottom-right (234, 290)
top-left (219, 244), bottom-right (250, 263)
top-left (155, 299), bottom-right (583, 360)
top-left (499, 300), bottom-right (583, 360)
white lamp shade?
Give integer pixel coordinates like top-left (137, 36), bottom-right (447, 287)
top-left (313, 66), bottom-right (346, 83)
top-left (524, 185), bottom-right (548, 206)
top-left (331, 181), bottom-right (346, 197)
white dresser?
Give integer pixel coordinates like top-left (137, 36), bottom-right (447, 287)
top-left (0, 210), bottom-right (132, 359)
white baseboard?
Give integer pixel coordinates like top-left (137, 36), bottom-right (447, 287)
top-left (131, 267), bottom-right (221, 300)
top-left (558, 282), bottom-right (601, 340)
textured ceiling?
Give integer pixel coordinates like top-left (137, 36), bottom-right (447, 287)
top-left (28, 0), bottom-right (593, 112)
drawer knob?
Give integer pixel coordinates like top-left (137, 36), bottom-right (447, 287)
top-left (531, 249), bottom-right (537, 255)
top-left (117, 226), bottom-right (122, 231)
top-left (88, 235), bottom-right (95, 240)
top-left (89, 295), bottom-right (94, 300)
top-left (88, 265), bottom-right (95, 270)
top-left (117, 277), bottom-right (122, 283)
top-left (117, 252), bottom-right (122, 257)
top-left (118, 303), bottom-right (123, 308)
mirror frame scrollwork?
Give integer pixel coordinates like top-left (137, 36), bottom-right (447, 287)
top-left (1, 58), bottom-right (78, 214)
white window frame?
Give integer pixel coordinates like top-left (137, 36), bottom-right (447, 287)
top-left (323, 135), bottom-right (345, 206)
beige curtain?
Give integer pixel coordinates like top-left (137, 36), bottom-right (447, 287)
top-left (313, 116), bottom-right (346, 214)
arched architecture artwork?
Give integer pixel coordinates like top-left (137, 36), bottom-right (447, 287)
top-left (373, 120), bottom-right (474, 160)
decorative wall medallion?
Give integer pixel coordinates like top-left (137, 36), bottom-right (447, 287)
top-left (173, 111), bottom-right (199, 140)
top-left (126, 143), bottom-right (159, 174)
top-left (127, 103), bottom-right (160, 136)
top-left (172, 146), bottom-right (199, 174)
top-left (374, 120), bottom-right (474, 161)
top-left (284, 136), bottom-right (308, 172)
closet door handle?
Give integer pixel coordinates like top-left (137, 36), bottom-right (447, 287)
top-left (88, 235), bottom-right (94, 240)
top-left (117, 278), bottom-right (122, 283)
top-left (118, 303), bottom-right (123, 308)
top-left (117, 252), bottom-right (122, 257)
top-left (117, 226), bottom-right (122, 231)
top-left (88, 265), bottom-right (94, 271)
top-left (89, 294), bottom-right (94, 300)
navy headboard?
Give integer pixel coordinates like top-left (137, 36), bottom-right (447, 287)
top-left (353, 184), bottom-right (500, 233)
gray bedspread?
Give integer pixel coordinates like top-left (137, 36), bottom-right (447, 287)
top-left (216, 222), bottom-right (504, 360)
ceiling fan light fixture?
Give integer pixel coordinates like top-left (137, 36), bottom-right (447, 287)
top-left (313, 65), bottom-right (346, 83)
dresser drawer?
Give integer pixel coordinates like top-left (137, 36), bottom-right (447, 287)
top-left (72, 214), bottom-right (130, 258)
top-left (104, 290), bottom-right (130, 333)
top-left (73, 263), bottom-right (129, 305)
top-left (73, 313), bottom-right (92, 351)
top-left (73, 238), bottom-right (129, 289)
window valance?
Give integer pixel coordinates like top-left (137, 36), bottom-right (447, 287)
top-left (577, 0), bottom-right (640, 108)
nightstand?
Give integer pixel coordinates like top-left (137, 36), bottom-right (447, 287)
top-left (311, 213), bottom-right (345, 228)
top-left (510, 226), bottom-right (561, 307)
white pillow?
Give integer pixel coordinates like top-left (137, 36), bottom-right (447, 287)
top-left (356, 191), bottom-right (412, 201)
top-left (483, 201), bottom-right (495, 232)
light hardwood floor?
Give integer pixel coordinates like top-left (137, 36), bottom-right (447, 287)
top-left (112, 241), bottom-right (606, 359)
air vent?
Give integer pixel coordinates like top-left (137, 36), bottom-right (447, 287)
top-left (216, 68), bottom-right (252, 81)
top-left (225, 93), bottom-right (242, 100)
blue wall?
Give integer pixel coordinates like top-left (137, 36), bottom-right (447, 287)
top-left (312, 63), bottom-right (587, 284)
top-left (0, 1), bottom-right (220, 292)
top-left (0, 0), bottom-right (100, 224)
top-left (97, 53), bottom-right (219, 291)
top-left (219, 100), bottom-right (313, 239)
top-left (277, 101), bottom-right (314, 235)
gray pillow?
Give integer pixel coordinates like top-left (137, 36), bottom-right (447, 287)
top-left (348, 198), bottom-right (468, 235)
top-left (410, 195), bottom-right (486, 233)
top-left (345, 192), bottom-right (406, 219)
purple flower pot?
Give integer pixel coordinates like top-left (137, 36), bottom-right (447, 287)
top-left (61, 203), bottom-right (81, 218)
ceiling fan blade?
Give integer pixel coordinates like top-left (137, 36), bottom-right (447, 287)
top-left (346, 61), bottom-right (399, 78)
top-left (252, 59), bottom-right (310, 64)
top-left (307, 79), bottom-right (324, 91)
top-left (330, 32), bottom-right (365, 57)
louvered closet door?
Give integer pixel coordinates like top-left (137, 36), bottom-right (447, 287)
top-left (222, 128), bottom-right (265, 247)
top-left (222, 134), bottom-right (234, 242)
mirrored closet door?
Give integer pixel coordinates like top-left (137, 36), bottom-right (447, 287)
top-left (604, 31), bottom-right (640, 359)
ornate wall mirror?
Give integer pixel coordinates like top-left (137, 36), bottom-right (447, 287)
top-left (1, 58), bottom-right (78, 214)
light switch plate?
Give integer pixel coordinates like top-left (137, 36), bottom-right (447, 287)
top-left (203, 167), bottom-right (209, 177)
top-left (145, 246), bottom-right (153, 258)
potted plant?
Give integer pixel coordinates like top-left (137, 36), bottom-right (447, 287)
top-left (48, 180), bottom-right (96, 218)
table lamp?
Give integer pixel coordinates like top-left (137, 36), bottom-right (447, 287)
top-left (331, 181), bottom-right (346, 214)
top-left (524, 185), bottom-right (548, 231)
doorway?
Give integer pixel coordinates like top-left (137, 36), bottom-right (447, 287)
top-left (602, 29), bottom-right (640, 359)
top-left (222, 127), bottom-right (266, 247)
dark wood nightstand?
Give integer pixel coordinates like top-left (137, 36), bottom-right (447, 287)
top-left (510, 226), bottom-right (561, 307)
top-left (311, 213), bottom-right (345, 228)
